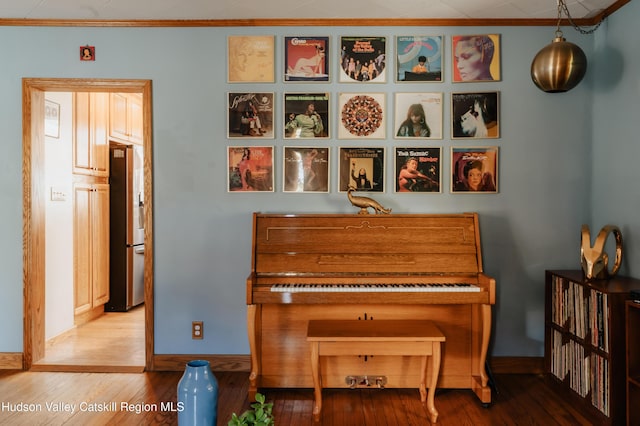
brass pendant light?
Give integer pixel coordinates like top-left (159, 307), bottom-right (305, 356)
top-left (530, 0), bottom-right (602, 93)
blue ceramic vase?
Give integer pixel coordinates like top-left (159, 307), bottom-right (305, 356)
top-left (177, 360), bottom-right (218, 425)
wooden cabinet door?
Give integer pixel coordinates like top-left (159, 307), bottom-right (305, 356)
top-left (128, 95), bottom-right (143, 145)
top-left (73, 183), bottom-right (92, 315)
top-left (109, 93), bottom-right (129, 141)
top-left (92, 183), bottom-right (110, 307)
top-left (73, 93), bottom-right (109, 177)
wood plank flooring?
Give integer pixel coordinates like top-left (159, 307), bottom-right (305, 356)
top-left (32, 305), bottom-right (145, 372)
top-left (0, 370), bottom-right (594, 425)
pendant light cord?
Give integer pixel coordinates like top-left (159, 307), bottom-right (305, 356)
top-left (557, 0), bottom-right (604, 35)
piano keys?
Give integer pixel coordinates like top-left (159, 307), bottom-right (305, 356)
top-left (270, 282), bottom-right (481, 292)
top-left (246, 213), bottom-right (496, 405)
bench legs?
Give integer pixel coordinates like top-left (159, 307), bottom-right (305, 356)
top-left (310, 341), bottom-right (441, 423)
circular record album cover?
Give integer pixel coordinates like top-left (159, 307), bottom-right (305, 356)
top-left (338, 93), bottom-right (386, 139)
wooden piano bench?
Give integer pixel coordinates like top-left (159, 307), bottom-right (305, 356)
top-left (306, 319), bottom-right (445, 423)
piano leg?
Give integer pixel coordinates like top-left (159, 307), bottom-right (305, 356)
top-left (310, 341), bottom-right (322, 422)
top-left (480, 303), bottom-right (491, 388)
top-left (247, 304), bottom-right (260, 400)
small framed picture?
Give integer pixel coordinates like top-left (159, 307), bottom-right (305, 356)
top-left (451, 146), bottom-right (498, 193)
top-left (227, 35), bottom-right (275, 83)
top-left (394, 147), bottom-right (441, 193)
top-left (283, 93), bottom-right (330, 139)
top-left (227, 93), bottom-right (274, 139)
top-left (338, 93), bottom-right (386, 139)
top-left (227, 146), bottom-right (274, 192)
top-left (451, 34), bottom-right (501, 82)
top-left (394, 92), bottom-right (443, 139)
top-left (451, 92), bottom-right (499, 139)
top-left (284, 36), bottom-right (330, 82)
top-left (339, 36), bottom-right (387, 83)
top-left (80, 45), bottom-right (95, 61)
top-left (44, 100), bottom-right (60, 138)
top-left (338, 147), bottom-right (385, 192)
top-left (283, 147), bottom-right (330, 193)
top-left (395, 35), bottom-right (443, 82)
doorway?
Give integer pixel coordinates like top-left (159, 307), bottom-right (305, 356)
top-left (22, 78), bottom-right (154, 371)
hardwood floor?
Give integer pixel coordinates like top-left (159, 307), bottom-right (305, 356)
top-left (0, 370), bottom-right (594, 425)
top-left (32, 305), bottom-right (145, 372)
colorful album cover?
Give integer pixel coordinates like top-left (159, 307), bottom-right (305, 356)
top-left (394, 147), bottom-right (441, 193)
top-left (396, 35), bottom-right (443, 82)
top-left (339, 36), bottom-right (387, 83)
top-left (227, 146), bottom-right (274, 192)
top-left (338, 147), bottom-right (385, 192)
top-left (284, 36), bottom-right (330, 82)
top-left (282, 147), bottom-right (330, 193)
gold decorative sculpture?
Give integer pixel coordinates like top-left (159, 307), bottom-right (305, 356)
top-left (580, 224), bottom-right (623, 280)
top-left (346, 187), bottom-right (391, 215)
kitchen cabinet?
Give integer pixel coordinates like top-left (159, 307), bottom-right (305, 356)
top-left (73, 182), bottom-right (110, 324)
top-left (110, 93), bottom-right (143, 145)
top-left (73, 92), bottom-right (109, 177)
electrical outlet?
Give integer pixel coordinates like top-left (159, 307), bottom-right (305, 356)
top-left (192, 321), bottom-right (203, 339)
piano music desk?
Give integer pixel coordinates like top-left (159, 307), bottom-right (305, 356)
top-left (307, 319), bottom-right (445, 423)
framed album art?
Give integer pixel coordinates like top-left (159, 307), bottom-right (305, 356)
top-left (284, 36), bottom-right (330, 82)
top-left (282, 147), bottom-right (330, 193)
top-left (394, 147), bottom-right (441, 193)
top-left (339, 36), bottom-right (387, 83)
top-left (451, 34), bottom-right (501, 82)
top-left (338, 93), bottom-right (386, 139)
top-left (394, 92), bottom-right (443, 139)
top-left (395, 35), bottom-right (443, 82)
top-left (227, 35), bottom-right (275, 83)
top-left (283, 93), bottom-right (330, 139)
top-left (227, 146), bottom-right (274, 192)
top-left (451, 146), bottom-right (498, 193)
top-left (227, 92), bottom-right (274, 139)
top-left (338, 147), bottom-right (385, 192)
top-left (451, 92), bottom-right (499, 139)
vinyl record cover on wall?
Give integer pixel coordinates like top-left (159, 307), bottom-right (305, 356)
top-left (284, 36), bottom-right (330, 82)
top-left (282, 147), bottom-right (330, 193)
top-left (451, 146), bottom-right (498, 193)
top-left (338, 93), bottom-right (386, 139)
top-left (227, 146), bottom-right (274, 192)
top-left (394, 147), bottom-right (441, 193)
top-left (283, 93), bottom-right (330, 139)
top-left (394, 92), bottom-right (443, 139)
top-left (451, 92), bottom-right (499, 139)
top-left (451, 34), bottom-right (501, 82)
top-left (339, 36), bottom-right (387, 83)
top-left (396, 35), bottom-right (443, 82)
top-left (338, 147), bottom-right (385, 192)
top-left (227, 93), bottom-right (274, 139)
top-left (227, 35), bottom-right (275, 83)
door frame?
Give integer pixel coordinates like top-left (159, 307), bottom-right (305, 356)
top-left (22, 78), bottom-right (155, 370)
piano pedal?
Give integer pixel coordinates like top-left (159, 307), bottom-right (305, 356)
top-left (345, 375), bottom-right (387, 389)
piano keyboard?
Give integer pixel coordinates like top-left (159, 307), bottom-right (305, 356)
top-left (270, 283), bottom-right (481, 293)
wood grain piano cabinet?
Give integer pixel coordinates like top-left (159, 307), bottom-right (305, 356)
top-left (627, 300), bottom-right (640, 426)
top-left (246, 213), bottom-right (496, 406)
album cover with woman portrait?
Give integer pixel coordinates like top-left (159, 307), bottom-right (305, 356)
top-left (338, 147), bottom-right (385, 192)
top-left (450, 146), bottom-right (498, 193)
top-left (227, 146), bottom-right (274, 192)
top-left (451, 92), bottom-right (499, 139)
top-left (227, 35), bottom-right (275, 83)
top-left (395, 35), bottom-right (443, 82)
top-left (394, 147), bottom-right (441, 193)
top-left (451, 34), bottom-right (501, 82)
top-left (284, 36), bottom-right (330, 82)
top-left (227, 92), bottom-right (274, 139)
top-left (282, 147), bottom-right (330, 193)
top-left (394, 92), bottom-right (443, 139)
top-left (338, 93), bottom-right (386, 139)
top-left (283, 93), bottom-right (330, 139)
top-left (339, 36), bottom-right (387, 83)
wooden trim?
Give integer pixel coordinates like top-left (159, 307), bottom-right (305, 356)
top-left (0, 4), bottom-right (624, 28)
top-left (489, 356), bottom-right (544, 375)
top-left (153, 354), bottom-right (251, 372)
top-left (22, 78), bottom-right (155, 372)
top-left (0, 353), bottom-right (24, 370)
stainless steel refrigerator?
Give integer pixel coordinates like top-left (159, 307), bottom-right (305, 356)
top-left (105, 142), bottom-right (144, 312)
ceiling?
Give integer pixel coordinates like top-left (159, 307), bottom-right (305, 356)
top-left (0, 0), bottom-right (630, 23)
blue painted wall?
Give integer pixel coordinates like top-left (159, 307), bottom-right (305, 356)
top-left (1, 18), bottom-right (629, 359)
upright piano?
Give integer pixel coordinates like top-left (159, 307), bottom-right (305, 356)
top-left (246, 213), bottom-right (496, 404)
